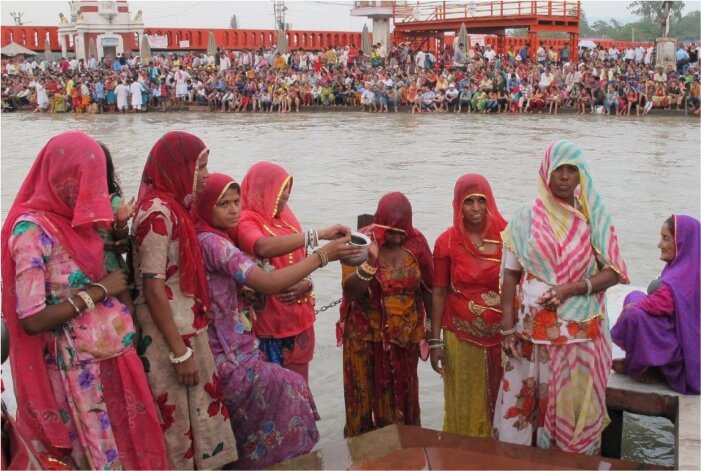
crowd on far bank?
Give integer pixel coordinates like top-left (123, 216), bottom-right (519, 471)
top-left (2, 40), bottom-right (700, 117)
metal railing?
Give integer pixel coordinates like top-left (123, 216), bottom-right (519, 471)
top-left (393, 1), bottom-right (581, 23)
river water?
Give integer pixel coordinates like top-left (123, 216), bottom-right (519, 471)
top-left (1, 112), bottom-right (699, 466)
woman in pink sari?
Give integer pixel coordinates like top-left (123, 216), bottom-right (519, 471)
top-left (1, 131), bottom-right (168, 469)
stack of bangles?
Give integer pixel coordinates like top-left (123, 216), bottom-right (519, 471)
top-left (427, 338), bottom-right (444, 350)
top-left (304, 228), bottom-right (319, 251)
top-left (500, 326), bottom-right (517, 336)
top-left (355, 261), bottom-right (376, 282)
top-left (314, 247), bottom-right (329, 267)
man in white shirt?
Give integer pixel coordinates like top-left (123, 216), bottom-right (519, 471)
top-left (608, 46), bottom-right (619, 61)
top-left (635, 45), bottom-right (645, 63)
top-left (483, 44), bottom-right (496, 63)
top-left (624, 47), bottom-right (635, 63)
top-left (416, 49), bottom-right (426, 69)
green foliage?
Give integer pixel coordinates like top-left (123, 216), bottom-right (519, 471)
top-left (627, 1), bottom-right (685, 22)
top-left (578, 7), bottom-right (699, 41)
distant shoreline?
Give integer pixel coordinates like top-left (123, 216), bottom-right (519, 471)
top-left (5, 105), bottom-right (699, 117)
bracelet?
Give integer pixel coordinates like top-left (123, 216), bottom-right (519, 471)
top-left (355, 267), bottom-right (373, 282)
top-left (66, 296), bottom-right (82, 315)
top-left (314, 247), bottom-right (328, 267)
top-left (427, 338), bottom-right (443, 344)
top-left (359, 261), bottom-right (377, 275)
top-left (584, 278), bottom-right (593, 296)
top-left (91, 282), bottom-right (109, 300)
top-left (169, 347), bottom-right (193, 365)
top-left (112, 221), bottom-right (128, 231)
top-left (500, 326), bottom-right (517, 336)
top-left (429, 343), bottom-right (444, 350)
top-left (76, 290), bottom-right (96, 311)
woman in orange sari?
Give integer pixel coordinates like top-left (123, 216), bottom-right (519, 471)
top-left (430, 174), bottom-right (507, 438)
top-left (338, 192), bottom-right (433, 437)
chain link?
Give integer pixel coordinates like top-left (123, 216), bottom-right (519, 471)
top-left (314, 297), bottom-right (342, 314)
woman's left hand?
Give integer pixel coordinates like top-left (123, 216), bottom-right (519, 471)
top-left (276, 279), bottom-right (312, 304)
top-left (115, 196), bottom-right (136, 226)
top-left (536, 284), bottom-right (571, 311)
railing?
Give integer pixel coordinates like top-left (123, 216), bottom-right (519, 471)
top-left (393, 1), bottom-right (580, 23)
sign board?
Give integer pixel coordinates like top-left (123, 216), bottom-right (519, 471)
top-left (148, 35), bottom-right (168, 49)
top-left (101, 37), bottom-right (120, 46)
top-left (468, 34), bottom-right (487, 47)
top-left (179, 40), bottom-right (190, 48)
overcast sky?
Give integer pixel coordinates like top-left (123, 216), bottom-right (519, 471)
top-left (2, 0), bottom-right (700, 31)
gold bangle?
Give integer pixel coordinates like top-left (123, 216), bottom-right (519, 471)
top-left (355, 267), bottom-right (373, 282)
top-left (359, 261), bottom-right (377, 275)
top-left (76, 290), bottom-right (95, 311)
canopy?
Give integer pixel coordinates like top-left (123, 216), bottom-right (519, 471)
top-left (207, 31), bottom-right (217, 56)
top-left (361, 24), bottom-right (371, 54)
top-left (141, 34), bottom-right (152, 64)
top-left (458, 23), bottom-right (469, 50)
top-left (578, 39), bottom-right (597, 49)
top-left (1, 42), bottom-right (37, 58)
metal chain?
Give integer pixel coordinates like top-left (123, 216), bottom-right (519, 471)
top-left (314, 297), bottom-right (342, 315)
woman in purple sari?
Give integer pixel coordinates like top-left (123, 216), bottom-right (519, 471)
top-left (194, 173), bottom-right (362, 468)
top-left (611, 215), bottom-right (700, 395)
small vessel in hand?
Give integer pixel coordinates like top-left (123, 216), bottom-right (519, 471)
top-left (342, 231), bottom-right (371, 266)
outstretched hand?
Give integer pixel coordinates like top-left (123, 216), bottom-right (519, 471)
top-left (322, 234), bottom-right (365, 263)
top-left (319, 224), bottom-right (352, 240)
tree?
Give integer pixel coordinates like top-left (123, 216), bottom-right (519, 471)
top-left (627, 1), bottom-right (684, 22)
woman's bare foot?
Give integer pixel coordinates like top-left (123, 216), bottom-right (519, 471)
top-left (612, 358), bottom-right (626, 374)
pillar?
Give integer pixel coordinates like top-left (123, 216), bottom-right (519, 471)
top-left (527, 29), bottom-right (538, 57)
top-left (60, 34), bottom-right (67, 58)
top-left (569, 32), bottom-right (578, 63)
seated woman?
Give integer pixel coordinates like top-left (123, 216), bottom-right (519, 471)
top-left (611, 215), bottom-right (700, 395)
top-left (195, 174), bottom-right (361, 468)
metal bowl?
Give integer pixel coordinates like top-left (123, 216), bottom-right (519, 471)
top-left (342, 231), bottom-right (371, 266)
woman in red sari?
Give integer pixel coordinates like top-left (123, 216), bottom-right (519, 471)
top-left (338, 192), bottom-right (433, 437)
top-left (1, 131), bottom-right (168, 469)
top-left (237, 162), bottom-right (349, 382)
top-left (131, 131), bottom-right (237, 469)
top-left (430, 174), bottom-right (507, 438)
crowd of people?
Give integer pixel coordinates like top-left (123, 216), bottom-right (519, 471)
top-left (2, 128), bottom-right (698, 470)
top-left (2, 40), bottom-right (700, 116)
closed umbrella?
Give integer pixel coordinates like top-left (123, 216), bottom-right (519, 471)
top-left (44, 37), bottom-right (53, 62)
top-left (207, 31), bottom-right (217, 56)
top-left (276, 29), bottom-right (288, 54)
top-left (458, 23), bottom-right (469, 50)
top-left (361, 24), bottom-right (371, 54)
top-left (88, 38), bottom-right (97, 61)
top-left (141, 34), bottom-right (152, 64)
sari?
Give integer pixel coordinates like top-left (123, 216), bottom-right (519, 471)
top-left (195, 174), bottom-right (320, 469)
top-left (337, 192), bottom-right (433, 437)
top-left (237, 162), bottom-right (315, 381)
top-left (132, 131), bottom-right (237, 469)
top-left (611, 215), bottom-right (699, 394)
top-left (1, 131), bottom-right (167, 469)
top-left (494, 140), bottom-right (629, 454)
top-left (433, 174), bottom-right (507, 437)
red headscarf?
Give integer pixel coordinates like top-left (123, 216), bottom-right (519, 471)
top-left (238, 161), bottom-right (303, 261)
top-left (1, 130), bottom-right (113, 450)
top-left (135, 131), bottom-right (210, 309)
top-left (369, 192), bottom-right (433, 290)
top-left (194, 173), bottom-right (239, 240)
top-left (451, 174), bottom-right (507, 255)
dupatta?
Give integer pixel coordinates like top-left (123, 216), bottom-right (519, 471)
top-left (135, 130), bottom-right (210, 310)
top-left (1, 131), bottom-right (113, 451)
top-left (194, 173), bottom-right (239, 240)
top-left (662, 215), bottom-right (700, 394)
top-left (502, 140), bottom-right (629, 323)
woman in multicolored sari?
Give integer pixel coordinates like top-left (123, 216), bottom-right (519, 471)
top-left (494, 140), bottom-right (629, 454)
top-left (1, 131), bottom-right (168, 469)
top-left (338, 192), bottom-right (433, 437)
top-left (430, 174), bottom-right (507, 438)
top-left (132, 131), bottom-right (237, 469)
top-left (195, 173), bottom-right (362, 469)
top-left (237, 162), bottom-right (349, 382)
